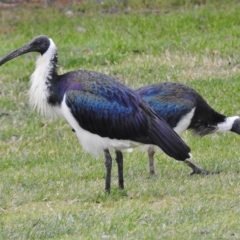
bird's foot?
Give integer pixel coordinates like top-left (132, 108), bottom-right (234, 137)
top-left (189, 167), bottom-right (221, 176)
top-left (148, 173), bottom-right (157, 179)
top-left (105, 189), bottom-right (111, 194)
top-left (184, 160), bottom-right (221, 176)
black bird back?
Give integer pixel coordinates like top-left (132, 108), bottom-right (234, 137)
top-left (136, 82), bottom-right (226, 136)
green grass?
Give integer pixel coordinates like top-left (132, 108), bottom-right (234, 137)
top-left (1, 1), bottom-right (240, 239)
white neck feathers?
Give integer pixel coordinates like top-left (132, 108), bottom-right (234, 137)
top-left (29, 39), bottom-right (58, 119)
top-left (217, 116), bottom-right (239, 132)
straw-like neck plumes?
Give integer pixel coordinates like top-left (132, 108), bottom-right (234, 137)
top-left (29, 38), bottom-right (59, 118)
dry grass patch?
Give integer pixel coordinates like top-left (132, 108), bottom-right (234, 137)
top-left (119, 52), bottom-right (240, 87)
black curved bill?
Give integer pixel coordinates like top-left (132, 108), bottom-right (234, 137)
top-left (0, 44), bottom-right (32, 66)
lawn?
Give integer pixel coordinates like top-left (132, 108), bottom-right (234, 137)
top-left (1, 0), bottom-right (240, 239)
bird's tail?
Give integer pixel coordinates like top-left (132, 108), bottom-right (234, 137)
top-left (149, 117), bottom-right (191, 161)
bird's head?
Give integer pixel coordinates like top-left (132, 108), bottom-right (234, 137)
top-left (231, 117), bottom-right (240, 134)
top-left (0, 35), bottom-right (51, 66)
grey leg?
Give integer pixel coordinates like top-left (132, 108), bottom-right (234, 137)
top-left (148, 146), bottom-right (155, 175)
top-left (104, 149), bottom-right (112, 193)
top-left (115, 150), bottom-right (124, 189)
